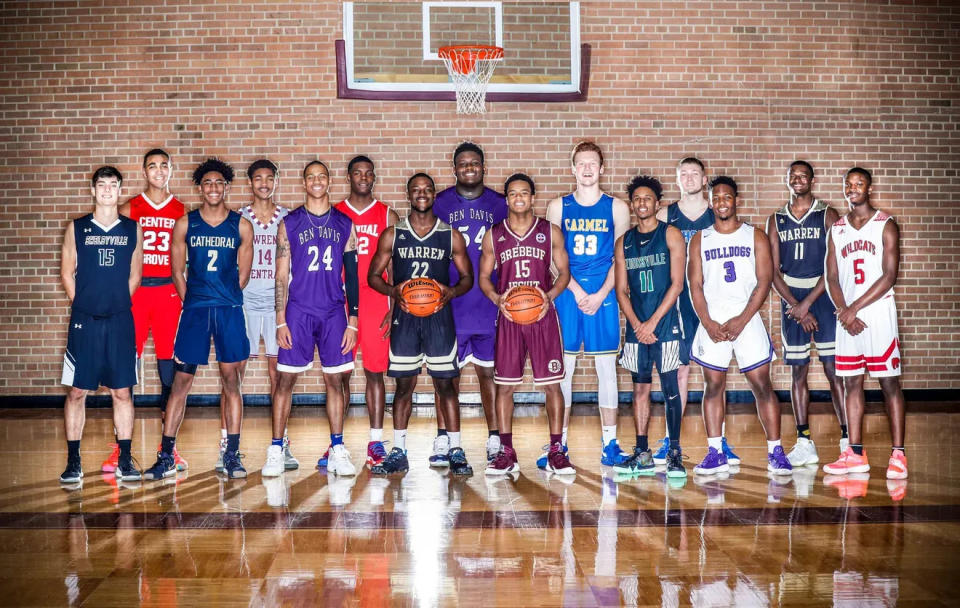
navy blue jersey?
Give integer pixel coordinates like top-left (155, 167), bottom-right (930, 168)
top-left (72, 213), bottom-right (138, 316)
top-left (184, 209), bottom-right (244, 309)
top-left (623, 222), bottom-right (682, 342)
top-left (561, 193), bottom-right (615, 279)
top-left (666, 202), bottom-right (714, 243)
top-left (774, 200), bottom-right (830, 281)
top-left (392, 217), bottom-right (453, 284)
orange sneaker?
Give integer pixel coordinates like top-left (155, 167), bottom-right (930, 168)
top-left (886, 449), bottom-right (907, 480)
top-left (822, 447), bottom-right (870, 475)
top-left (824, 473), bottom-right (869, 499)
top-left (887, 479), bottom-right (907, 501)
top-left (101, 443), bottom-right (120, 473)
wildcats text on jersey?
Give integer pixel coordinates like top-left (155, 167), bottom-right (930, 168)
top-left (703, 245), bottom-right (752, 261)
top-left (840, 240), bottom-right (877, 258)
top-left (563, 217), bottom-right (609, 233)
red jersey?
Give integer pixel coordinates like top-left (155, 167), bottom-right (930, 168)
top-left (127, 193), bottom-right (185, 278)
top-left (334, 199), bottom-right (390, 289)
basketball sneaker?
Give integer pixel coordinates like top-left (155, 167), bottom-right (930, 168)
top-left (823, 447), bottom-right (870, 475)
top-left (316, 444), bottom-right (332, 469)
top-left (613, 447), bottom-right (655, 475)
top-left (282, 434), bottom-right (299, 470)
top-left (886, 449), bottom-right (908, 480)
top-left (767, 446), bottom-right (793, 475)
top-left (60, 457), bottom-right (83, 484)
top-left (694, 471), bottom-right (729, 504)
top-left (536, 443), bottom-right (569, 470)
top-left (115, 456), bottom-right (142, 482)
top-left (766, 472), bottom-right (791, 503)
top-left (787, 437), bottom-right (819, 467)
top-left (485, 445), bottom-right (519, 475)
top-left (485, 435), bottom-right (502, 464)
top-left (600, 438), bottom-right (631, 466)
top-left (327, 472), bottom-right (357, 507)
top-left (721, 437), bottom-right (741, 465)
top-left (328, 444), bottom-right (357, 477)
top-left (546, 442), bottom-right (576, 475)
top-left (371, 447), bottom-right (409, 475)
top-left (143, 452), bottom-right (176, 481)
top-left (839, 437), bottom-right (850, 454)
top-left (666, 447), bottom-right (687, 479)
top-left (652, 437), bottom-right (670, 465)
top-left (101, 443), bottom-right (119, 473)
top-left (172, 447), bottom-right (188, 472)
top-left (428, 434), bottom-right (450, 468)
top-left (886, 479), bottom-right (908, 502)
top-left (366, 441), bottom-right (388, 468)
top-left (262, 475), bottom-right (288, 508)
top-left (448, 447), bottom-right (473, 476)
top-left (824, 472), bottom-right (869, 499)
top-left (791, 465), bottom-right (817, 498)
top-left (222, 450), bottom-right (247, 479)
top-left (261, 444), bottom-right (284, 477)
top-left (215, 437), bottom-right (227, 472)
top-left (693, 447), bottom-right (729, 476)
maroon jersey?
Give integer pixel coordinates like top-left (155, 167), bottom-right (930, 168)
top-left (493, 217), bottom-right (554, 294)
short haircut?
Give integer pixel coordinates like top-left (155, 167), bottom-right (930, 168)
top-left (246, 158), bottom-right (278, 180)
top-left (453, 141), bottom-right (484, 164)
top-left (678, 157), bottom-right (705, 172)
top-left (789, 160), bottom-right (815, 179)
top-left (302, 159), bottom-right (329, 178)
top-left (407, 172), bottom-right (435, 192)
top-left (142, 149), bottom-right (169, 168)
top-left (504, 173), bottom-right (536, 196)
top-left (571, 141), bottom-right (604, 167)
top-left (91, 165), bottom-right (123, 187)
top-left (192, 158), bottom-right (235, 185)
top-left (626, 174), bottom-right (663, 201)
top-left (709, 175), bottom-right (738, 197)
top-left (844, 166), bottom-right (872, 185)
top-left (347, 155), bottom-right (374, 174)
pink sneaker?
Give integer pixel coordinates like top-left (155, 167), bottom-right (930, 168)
top-left (823, 447), bottom-right (870, 475)
top-left (886, 449), bottom-right (908, 480)
top-left (366, 441), bottom-right (387, 468)
top-left (101, 443), bottom-right (119, 473)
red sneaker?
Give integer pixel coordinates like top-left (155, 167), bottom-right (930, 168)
top-left (101, 443), bottom-right (119, 473)
top-left (822, 447), bottom-right (870, 475)
top-left (485, 446), bottom-right (519, 475)
top-left (172, 447), bottom-right (188, 472)
top-left (366, 441), bottom-right (387, 468)
top-left (546, 442), bottom-right (576, 475)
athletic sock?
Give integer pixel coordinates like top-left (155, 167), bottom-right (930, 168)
top-left (550, 433), bottom-right (562, 447)
top-left (892, 446), bottom-right (905, 454)
top-left (448, 431), bottom-right (461, 449)
top-left (500, 433), bottom-right (513, 449)
top-left (796, 424), bottom-right (811, 439)
top-left (67, 440), bottom-right (80, 461)
top-left (220, 428), bottom-right (227, 440)
top-left (488, 429), bottom-right (499, 437)
top-left (561, 426), bottom-right (569, 446)
top-left (226, 433), bottom-right (240, 454)
top-left (118, 439), bottom-right (132, 460)
top-left (330, 433), bottom-right (344, 447)
top-left (707, 436), bottom-right (722, 452)
top-left (394, 429), bottom-right (407, 451)
top-left (161, 435), bottom-right (176, 456)
top-left (271, 437), bottom-right (283, 447)
top-left (766, 439), bottom-right (781, 454)
top-left (601, 425), bottom-right (617, 445)
top-left (840, 424), bottom-right (849, 439)
top-left (636, 435), bottom-right (648, 452)
top-left (851, 444), bottom-right (864, 456)
top-left (370, 427), bottom-right (383, 442)
top-left (436, 428), bottom-right (448, 437)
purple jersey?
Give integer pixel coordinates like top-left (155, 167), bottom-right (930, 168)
top-left (283, 206), bottom-right (353, 314)
top-left (434, 186), bottom-right (508, 334)
top-left (493, 217), bottom-right (554, 293)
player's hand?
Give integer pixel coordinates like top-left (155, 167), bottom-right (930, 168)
top-left (569, 285), bottom-right (588, 305)
top-left (393, 282), bottom-right (410, 314)
top-left (704, 319), bottom-right (729, 343)
top-left (846, 317), bottom-right (867, 336)
top-left (497, 293), bottom-right (516, 323)
top-left (277, 324), bottom-right (293, 350)
top-left (719, 315), bottom-right (749, 341)
top-left (799, 312), bottom-right (819, 333)
top-left (534, 287), bottom-right (550, 322)
top-left (578, 291), bottom-right (604, 316)
top-left (379, 307), bottom-right (393, 340)
top-left (436, 284), bottom-right (455, 312)
top-left (340, 320), bottom-right (358, 355)
top-left (637, 318), bottom-right (658, 345)
top-left (836, 305), bottom-right (860, 329)
top-left (788, 300), bottom-right (811, 323)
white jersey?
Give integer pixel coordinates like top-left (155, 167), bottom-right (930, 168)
top-left (829, 209), bottom-right (895, 312)
top-left (698, 222), bottom-right (757, 323)
top-left (241, 204), bottom-right (290, 313)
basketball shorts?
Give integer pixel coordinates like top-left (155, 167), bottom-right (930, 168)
top-left (690, 313), bottom-right (776, 373)
top-left (677, 284), bottom-right (700, 354)
top-left (173, 305), bottom-right (250, 365)
top-left (355, 288), bottom-right (390, 373)
top-left (62, 309), bottom-right (137, 390)
top-left (494, 308), bottom-right (565, 386)
top-left (619, 338), bottom-right (689, 385)
top-left (244, 308), bottom-right (279, 357)
top-left (835, 296), bottom-right (901, 378)
top-left (131, 282), bottom-right (181, 359)
top-left (780, 285), bottom-right (836, 365)
top-left (555, 272), bottom-right (620, 356)
top-left (277, 303), bottom-right (354, 374)
top-left (457, 331), bottom-right (495, 368)
top-left (388, 307), bottom-right (459, 379)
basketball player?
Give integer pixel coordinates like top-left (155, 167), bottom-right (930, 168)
top-left (686, 176), bottom-right (792, 475)
top-left (433, 142), bottom-right (508, 465)
top-left (367, 173), bottom-right (475, 476)
top-left (103, 149), bottom-right (186, 473)
top-left (479, 173), bottom-right (573, 475)
top-left (59, 166), bottom-right (143, 483)
top-left (264, 160), bottom-right (360, 477)
top-left (613, 175), bottom-right (688, 478)
top-left (334, 156), bottom-right (398, 469)
top-left (823, 167), bottom-right (907, 480)
top-left (766, 160), bottom-right (847, 467)
top-left (655, 157), bottom-right (738, 465)
top-left (144, 158), bottom-right (253, 480)
top-left (546, 141), bottom-right (630, 467)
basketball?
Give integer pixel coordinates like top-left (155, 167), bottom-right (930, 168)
top-left (503, 285), bottom-right (546, 325)
top-left (400, 277), bottom-right (443, 317)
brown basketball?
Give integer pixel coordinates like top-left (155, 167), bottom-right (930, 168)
top-left (503, 285), bottom-right (546, 325)
top-left (400, 278), bottom-right (443, 317)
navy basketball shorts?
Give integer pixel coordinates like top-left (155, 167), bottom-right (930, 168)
top-left (173, 305), bottom-right (250, 365)
top-left (619, 338), bottom-right (690, 385)
top-left (388, 307), bottom-right (459, 379)
top-left (61, 309), bottom-right (137, 391)
top-left (780, 286), bottom-right (837, 365)
top-left (276, 303), bottom-right (354, 374)
top-left (677, 284), bottom-right (700, 355)
top-left (555, 272), bottom-right (620, 356)
top-left (456, 331), bottom-right (496, 368)
top-left (494, 308), bottom-right (565, 386)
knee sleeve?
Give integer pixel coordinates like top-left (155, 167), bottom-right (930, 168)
top-left (594, 354), bottom-right (618, 409)
top-left (157, 359), bottom-right (176, 387)
top-left (175, 361), bottom-right (198, 376)
top-left (660, 369), bottom-right (682, 440)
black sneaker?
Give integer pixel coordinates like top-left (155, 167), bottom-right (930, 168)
top-left (223, 450), bottom-right (247, 479)
top-left (115, 456), bottom-right (142, 482)
top-left (60, 458), bottom-right (83, 484)
top-left (666, 447), bottom-right (687, 478)
top-left (613, 447), bottom-right (655, 475)
top-left (448, 447), bottom-right (473, 476)
top-left (371, 447), bottom-right (409, 475)
top-left (143, 452), bottom-right (176, 481)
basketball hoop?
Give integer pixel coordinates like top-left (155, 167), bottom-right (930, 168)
top-left (438, 45), bottom-right (504, 115)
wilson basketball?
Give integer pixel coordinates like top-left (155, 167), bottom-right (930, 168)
top-left (400, 278), bottom-right (443, 317)
top-left (503, 285), bottom-right (546, 325)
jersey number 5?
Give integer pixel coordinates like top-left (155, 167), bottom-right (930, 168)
top-left (853, 258), bottom-right (865, 284)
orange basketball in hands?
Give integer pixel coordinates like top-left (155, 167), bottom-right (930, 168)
top-left (400, 278), bottom-right (444, 317)
top-left (503, 285), bottom-right (546, 325)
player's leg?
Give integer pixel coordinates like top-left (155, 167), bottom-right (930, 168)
top-left (658, 365), bottom-right (686, 478)
top-left (144, 366), bottom-right (196, 480)
top-left (212, 306), bottom-right (251, 478)
top-left (584, 289), bottom-right (627, 466)
top-left (742, 364), bottom-right (791, 474)
top-left (486, 383), bottom-right (519, 475)
top-left (362, 370), bottom-right (388, 467)
top-left (263, 369), bottom-right (298, 477)
top-left (879, 376), bottom-right (907, 479)
top-left (150, 283), bottom-right (186, 468)
top-left (822, 358), bottom-right (848, 448)
top-left (376, 312), bottom-right (419, 474)
top-left (475, 360), bottom-right (500, 462)
top-left (555, 287), bottom-right (582, 454)
top-left (324, 369), bottom-right (356, 476)
top-left (488, 313), bottom-right (525, 474)
top-left (429, 379), bottom-right (451, 468)
top-left (434, 376), bottom-right (471, 475)
top-left (693, 367), bottom-right (729, 475)
top-left (109, 387), bottom-right (139, 481)
top-left (614, 340), bottom-right (654, 475)
top-left (61, 312), bottom-right (93, 482)
top-left (357, 298), bottom-right (391, 467)
top-left (62, 386), bottom-right (87, 483)
top-left (423, 310), bottom-right (470, 475)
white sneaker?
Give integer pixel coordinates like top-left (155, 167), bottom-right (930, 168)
top-left (485, 435), bottom-right (502, 463)
top-left (215, 437), bottom-right (227, 472)
top-left (839, 437), bottom-right (850, 455)
top-left (787, 438), bottom-right (819, 466)
top-left (327, 473), bottom-right (357, 507)
top-left (282, 434), bottom-right (299, 470)
top-left (262, 475), bottom-right (288, 508)
top-left (792, 465), bottom-right (816, 499)
top-left (261, 445), bottom-right (284, 477)
top-left (327, 444), bottom-right (356, 476)
top-left (428, 434), bottom-right (451, 467)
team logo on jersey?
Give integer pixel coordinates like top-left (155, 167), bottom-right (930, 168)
top-left (497, 235), bottom-right (506, 242)
top-left (892, 357), bottom-right (900, 369)
top-left (83, 227), bottom-right (92, 233)
top-left (398, 233), bottom-right (406, 240)
top-left (548, 359), bottom-right (561, 373)
top-left (73, 323), bottom-right (82, 329)
top-left (536, 232), bottom-right (546, 243)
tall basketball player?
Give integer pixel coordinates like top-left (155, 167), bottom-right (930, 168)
top-left (823, 167), bottom-right (907, 480)
top-left (613, 175), bottom-right (688, 478)
top-left (546, 141), bottom-right (630, 467)
top-left (686, 176), bottom-right (792, 476)
top-left (335, 156), bottom-right (398, 469)
top-left (766, 160), bottom-right (847, 467)
top-left (479, 173), bottom-right (572, 475)
top-left (433, 142), bottom-right (508, 466)
top-left (60, 166), bottom-right (143, 483)
top-left (144, 158), bottom-right (253, 480)
top-left (367, 173), bottom-right (475, 476)
top-left (266, 160), bottom-right (360, 477)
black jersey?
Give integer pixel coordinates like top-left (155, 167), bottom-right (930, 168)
top-left (73, 213), bottom-right (138, 316)
top-left (391, 217), bottom-right (453, 285)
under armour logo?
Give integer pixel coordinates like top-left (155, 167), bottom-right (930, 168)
top-left (83, 228), bottom-right (92, 233)
top-left (73, 323), bottom-right (82, 329)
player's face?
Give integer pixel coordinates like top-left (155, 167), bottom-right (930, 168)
top-left (505, 180), bottom-right (534, 214)
top-left (630, 186), bottom-right (660, 221)
top-left (250, 167), bottom-right (276, 202)
top-left (407, 177), bottom-right (435, 213)
top-left (199, 171), bottom-right (229, 207)
top-left (710, 184), bottom-right (737, 219)
top-left (348, 161), bottom-right (375, 196)
top-left (572, 151), bottom-right (603, 187)
top-left (843, 173), bottom-right (871, 207)
top-left (788, 165), bottom-right (814, 197)
top-left (453, 151), bottom-right (484, 188)
top-left (143, 154), bottom-right (171, 191)
top-left (677, 162), bottom-right (706, 196)
top-left (303, 164), bottom-right (329, 199)
top-left (91, 177), bottom-right (121, 207)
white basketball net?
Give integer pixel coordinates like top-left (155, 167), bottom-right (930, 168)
top-left (439, 47), bottom-right (503, 114)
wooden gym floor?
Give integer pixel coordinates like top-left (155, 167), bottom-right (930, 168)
top-left (0, 403), bottom-right (957, 607)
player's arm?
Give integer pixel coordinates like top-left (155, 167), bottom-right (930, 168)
top-left (546, 197), bottom-right (586, 301)
top-left (60, 221), bottom-right (77, 302)
top-left (367, 225), bottom-right (397, 297)
top-left (613, 233), bottom-right (644, 341)
top-left (766, 213), bottom-right (797, 306)
top-left (844, 218), bottom-right (900, 316)
top-left (800, 206), bottom-right (842, 308)
top-left (477, 229), bottom-right (500, 306)
top-left (721, 226), bottom-right (773, 340)
top-left (129, 224), bottom-right (143, 297)
top-left (237, 217), bottom-right (254, 290)
top-left (655, 204), bottom-right (668, 223)
top-left (547, 224), bottom-right (570, 301)
top-left (444, 228), bottom-right (473, 305)
top-left (275, 219), bottom-right (292, 349)
top-left (687, 232), bottom-right (727, 342)
top-left (824, 226), bottom-right (847, 311)
top-left (339, 223), bottom-right (360, 354)
top-left (171, 215), bottom-right (189, 301)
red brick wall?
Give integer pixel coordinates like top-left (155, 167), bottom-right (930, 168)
top-left (1, 1), bottom-right (958, 399)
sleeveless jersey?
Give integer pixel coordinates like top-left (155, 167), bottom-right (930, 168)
top-left (666, 202), bottom-right (714, 244)
top-left (127, 193), bottom-right (184, 278)
top-left (699, 223), bottom-right (757, 322)
top-left (391, 217), bottom-right (453, 284)
top-left (623, 222), bottom-right (680, 341)
top-left (830, 210), bottom-right (895, 306)
top-left (434, 186), bottom-right (508, 333)
top-left (334, 199), bottom-right (389, 290)
top-left (240, 204), bottom-right (289, 313)
top-left (492, 217), bottom-right (554, 293)
top-left (283, 206), bottom-right (353, 314)
top-left (774, 199), bottom-right (829, 283)
top-left (561, 193), bottom-right (615, 278)
top-left (72, 214), bottom-right (138, 316)
top-left (184, 209), bottom-right (244, 309)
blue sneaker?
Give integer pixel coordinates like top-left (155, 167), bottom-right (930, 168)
top-left (767, 445), bottom-right (793, 475)
top-left (652, 437), bottom-right (670, 465)
top-left (721, 437), bottom-right (741, 465)
top-left (143, 452), bottom-right (176, 481)
top-left (536, 443), bottom-right (568, 470)
top-left (428, 435), bottom-right (450, 468)
top-left (316, 444), bottom-right (332, 469)
top-left (223, 450), bottom-right (247, 479)
top-left (448, 447), bottom-right (473, 476)
top-left (693, 447), bottom-right (729, 475)
top-left (371, 447), bottom-right (409, 475)
top-left (600, 439), bottom-right (631, 466)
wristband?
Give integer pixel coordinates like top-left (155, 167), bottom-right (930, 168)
top-left (346, 325), bottom-right (358, 331)
top-left (276, 323), bottom-right (287, 329)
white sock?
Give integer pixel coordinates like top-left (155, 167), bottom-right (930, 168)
top-left (767, 439), bottom-right (781, 454)
top-left (370, 427), bottom-right (383, 442)
top-left (394, 429), bottom-right (407, 451)
top-left (601, 425), bottom-right (617, 445)
top-left (594, 354), bottom-right (618, 409)
top-left (561, 425), bottom-right (569, 446)
top-left (221, 428), bottom-right (227, 439)
top-left (283, 427), bottom-right (289, 439)
top-left (561, 354), bottom-right (577, 407)
top-left (448, 431), bottom-right (461, 449)
top-left (721, 421), bottom-right (727, 438)
top-left (708, 436), bottom-right (722, 451)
